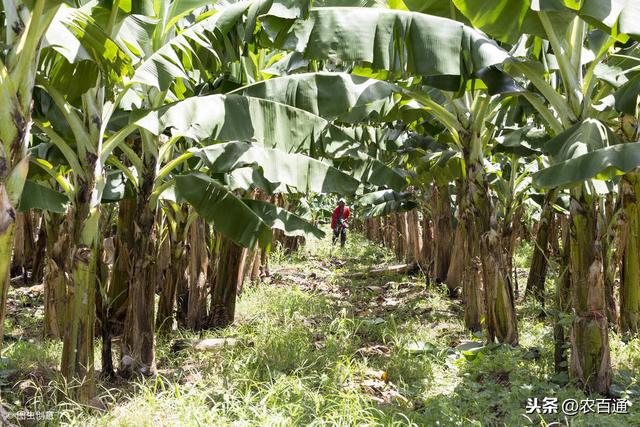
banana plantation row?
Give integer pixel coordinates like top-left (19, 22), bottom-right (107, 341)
top-left (1, 0), bottom-right (640, 404)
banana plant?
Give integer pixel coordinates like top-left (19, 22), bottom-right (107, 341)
top-left (614, 70), bottom-right (640, 335)
top-left (35, 0), bottom-right (405, 385)
top-left (412, 137), bottom-right (463, 287)
top-left (32, 0), bottom-right (269, 385)
top-left (372, 0), bottom-right (639, 394)
top-left (449, 0), bottom-right (640, 394)
top-left (0, 0), bottom-right (69, 355)
top-left (491, 130), bottom-right (542, 300)
top-left (35, 1), bottom-right (139, 400)
top-left (29, 0), bottom-right (255, 395)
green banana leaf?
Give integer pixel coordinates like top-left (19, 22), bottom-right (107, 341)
top-left (56, 4), bottom-right (133, 76)
top-left (614, 73), bottom-right (640, 115)
top-left (364, 200), bottom-right (418, 218)
top-left (44, 6), bottom-right (93, 63)
top-left (358, 189), bottom-right (411, 205)
top-left (175, 173), bottom-right (272, 248)
top-left (450, 0), bottom-right (574, 44)
top-left (42, 4), bottom-right (133, 99)
top-left (575, 0), bottom-right (640, 38)
top-left (265, 7), bottom-right (510, 79)
top-left (163, 0), bottom-right (223, 30)
top-left (132, 2), bottom-right (251, 91)
top-left (417, 149), bottom-right (464, 187)
top-left (231, 72), bottom-right (396, 123)
top-left (534, 142), bottom-right (640, 188)
top-left (314, 0), bottom-right (388, 7)
top-left (133, 94), bottom-right (330, 153)
top-left (320, 126), bottom-right (369, 159)
top-left (102, 170), bottom-right (136, 202)
top-left (495, 126), bottom-right (547, 157)
top-left (544, 119), bottom-right (620, 162)
top-left (529, 192), bottom-right (570, 212)
top-left (453, 0), bottom-right (640, 43)
top-left (191, 142), bottom-right (360, 194)
top-left (398, 0), bottom-right (471, 24)
top-left (224, 167), bottom-right (286, 194)
top-left (243, 199), bottom-right (325, 239)
top-left (18, 180), bottom-right (69, 214)
top-left (532, 119), bottom-right (640, 188)
top-left (317, 126), bottom-right (408, 191)
top-left (256, 0), bottom-right (312, 20)
top-left (333, 157), bottom-right (407, 191)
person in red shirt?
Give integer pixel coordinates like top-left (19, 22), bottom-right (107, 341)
top-left (331, 199), bottom-right (350, 247)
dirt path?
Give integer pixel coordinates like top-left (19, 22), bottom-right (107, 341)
top-left (259, 235), bottom-right (471, 410)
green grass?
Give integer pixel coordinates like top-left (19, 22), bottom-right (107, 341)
top-left (1, 230), bottom-right (639, 425)
top-left (514, 240), bottom-right (534, 271)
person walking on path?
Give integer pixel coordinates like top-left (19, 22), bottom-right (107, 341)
top-left (331, 199), bottom-right (350, 247)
